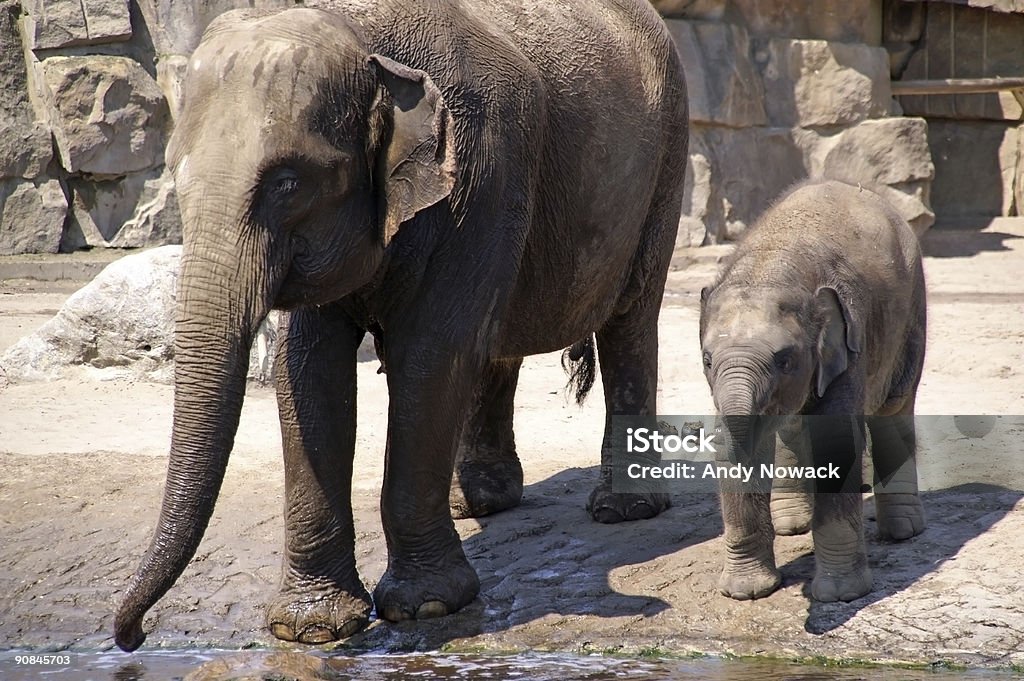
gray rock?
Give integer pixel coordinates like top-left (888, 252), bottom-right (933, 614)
top-left (0, 177), bottom-right (67, 255)
top-left (107, 166), bottom-right (181, 247)
top-left (0, 246), bottom-right (378, 383)
top-left (795, 118), bottom-right (935, 233)
top-left (816, 117), bottom-right (934, 185)
top-left (650, 0), bottom-right (725, 20)
top-left (19, 0), bottom-right (131, 50)
top-left (135, 0), bottom-right (297, 56)
top-left (61, 167), bottom-right (178, 249)
top-left (763, 39), bottom-right (893, 128)
top-left (0, 119), bottom-right (52, 179)
top-left (39, 55), bottom-right (168, 176)
top-left (666, 20), bottom-right (767, 127)
top-left (679, 124), bottom-right (805, 242)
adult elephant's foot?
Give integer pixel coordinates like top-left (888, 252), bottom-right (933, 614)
top-left (587, 484), bottom-right (670, 523)
top-left (267, 576), bottom-right (372, 643)
top-left (449, 457), bottom-right (523, 519)
top-left (811, 564), bottom-right (872, 602)
top-left (874, 493), bottom-right (926, 540)
top-left (373, 554), bottom-right (480, 622)
top-left (719, 559), bottom-right (781, 600)
top-left (771, 492), bottom-right (812, 536)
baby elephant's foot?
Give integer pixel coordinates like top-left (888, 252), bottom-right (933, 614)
top-left (267, 578), bottom-right (372, 644)
top-left (587, 485), bottom-right (670, 524)
top-left (719, 561), bottom-right (782, 600)
top-left (874, 493), bottom-right (926, 541)
top-left (449, 457), bottom-right (523, 519)
top-left (811, 564), bottom-right (872, 602)
top-left (373, 554), bottom-right (480, 622)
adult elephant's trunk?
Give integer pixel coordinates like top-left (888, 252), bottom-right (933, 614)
top-left (115, 210), bottom-right (280, 651)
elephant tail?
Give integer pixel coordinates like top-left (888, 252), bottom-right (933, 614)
top-left (561, 335), bottom-right (596, 405)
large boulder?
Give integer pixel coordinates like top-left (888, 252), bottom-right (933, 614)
top-left (0, 178), bottom-right (67, 255)
top-left (38, 55), bottom-right (168, 176)
top-left (804, 117), bottom-right (935, 233)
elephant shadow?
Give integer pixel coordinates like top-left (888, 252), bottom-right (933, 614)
top-left (785, 483), bottom-right (1023, 635)
top-left (346, 465), bottom-right (723, 651)
top-left (920, 229), bottom-right (1021, 258)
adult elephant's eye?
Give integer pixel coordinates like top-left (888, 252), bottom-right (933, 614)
top-left (702, 351), bottom-right (712, 370)
top-left (270, 169), bottom-right (300, 196)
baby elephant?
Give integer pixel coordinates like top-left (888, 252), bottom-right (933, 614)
top-left (699, 180), bottom-right (926, 603)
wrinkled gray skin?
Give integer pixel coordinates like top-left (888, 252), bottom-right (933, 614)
top-left (699, 180), bottom-right (926, 603)
top-left (114, 1), bottom-right (687, 651)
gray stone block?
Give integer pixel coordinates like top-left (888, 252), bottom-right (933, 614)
top-left (666, 20), bottom-right (767, 127)
top-left (0, 119), bottom-right (52, 179)
top-left (0, 177), bottom-right (67, 255)
top-left (763, 38), bottom-right (892, 127)
top-left (19, 0), bottom-right (130, 49)
top-left (108, 166), bottom-right (181, 248)
top-left (39, 55), bottom-right (168, 176)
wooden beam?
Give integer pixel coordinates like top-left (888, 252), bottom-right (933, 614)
top-left (892, 77), bottom-right (1024, 95)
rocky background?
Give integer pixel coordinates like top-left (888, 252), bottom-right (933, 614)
top-left (0, 0), bottom-right (1021, 254)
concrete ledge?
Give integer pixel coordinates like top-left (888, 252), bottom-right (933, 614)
top-left (0, 249), bottom-right (131, 282)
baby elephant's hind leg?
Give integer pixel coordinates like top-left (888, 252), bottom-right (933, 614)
top-left (868, 406), bottom-right (925, 541)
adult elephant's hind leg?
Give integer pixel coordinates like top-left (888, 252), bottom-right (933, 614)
top-left (587, 300), bottom-right (671, 523)
top-left (266, 305), bottom-right (372, 644)
top-left (450, 358), bottom-right (524, 519)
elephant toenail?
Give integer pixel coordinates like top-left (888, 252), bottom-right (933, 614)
top-left (299, 625), bottom-right (336, 644)
top-left (269, 622), bottom-right (297, 641)
top-left (381, 605), bottom-right (412, 622)
top-left (337, 617), bottom-right (368, 639)
top-left (416, 600), bottom-right (449, 618)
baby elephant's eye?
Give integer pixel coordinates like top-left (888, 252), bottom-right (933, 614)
top-left (702, 351), bottom-right (712, 370)
top-left (774, 349), bottom-right (796, 374)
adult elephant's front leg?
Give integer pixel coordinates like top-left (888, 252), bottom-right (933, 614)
top-left (373, 339), bottom-right (483, 622)
top-left (266, 305), bottom-right (372, 643)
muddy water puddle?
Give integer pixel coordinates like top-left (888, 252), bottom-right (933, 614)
top-left (0, 649), bottom-right (1018, 681)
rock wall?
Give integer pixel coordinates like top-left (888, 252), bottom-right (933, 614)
top-left (888, 0), bottom-right (1024, 223)
top-left (0, 0), bottom-right (294, 255)
top-left (1, 1), bottom-right (937, 254)
top-left (660, 0), bottom-right (935, 244)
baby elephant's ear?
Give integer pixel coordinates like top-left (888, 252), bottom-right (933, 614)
top-left (368, 54), bottom-right (457, 246)
top-left (814, 286), bottom-right (862, 397)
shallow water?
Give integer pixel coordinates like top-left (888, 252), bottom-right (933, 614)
top-left (0, 649), bottom-right (1018, 681)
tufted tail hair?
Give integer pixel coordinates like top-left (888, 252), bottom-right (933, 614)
top-left (561, 334), bottom-right (597, 405)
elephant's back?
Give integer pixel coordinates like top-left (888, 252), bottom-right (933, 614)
top-left (734, 180), bottom-right (923, 286)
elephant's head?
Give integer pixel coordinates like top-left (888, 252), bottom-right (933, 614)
top-left (698, 282), bottom-right (861, 459)
top-left (114, 7), bottom-right (457, 651)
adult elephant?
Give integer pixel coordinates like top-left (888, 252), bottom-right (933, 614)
top-left (114, 1), bottom-right (688, 651)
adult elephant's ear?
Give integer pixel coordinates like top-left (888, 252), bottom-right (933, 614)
top-left (814, 286), bottom-right (862, 397)
top-left (368, 54), bottom-right (457, 246)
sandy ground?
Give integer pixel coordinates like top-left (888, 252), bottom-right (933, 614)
top-left (1, 221), bottom-right (1023, 670)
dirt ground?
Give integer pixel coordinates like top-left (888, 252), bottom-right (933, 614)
top-left (1, 220), bottom-right (1023, 670)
